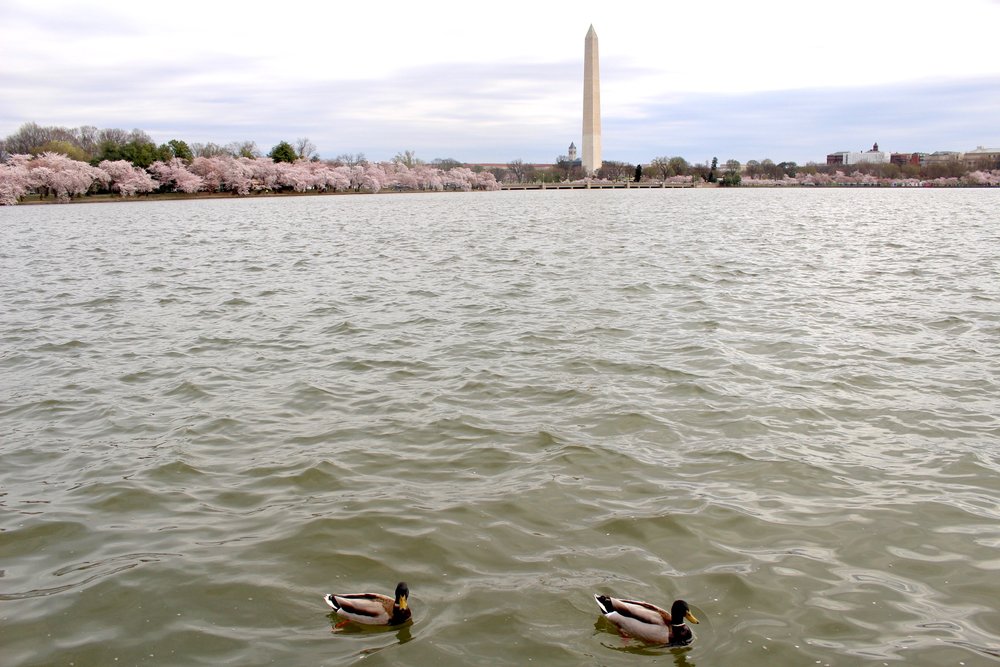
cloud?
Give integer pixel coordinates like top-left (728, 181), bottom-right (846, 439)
top-left (604, 77), bottom-right (1000, 164)
top-left (1, 0), bottom-right (997, 167)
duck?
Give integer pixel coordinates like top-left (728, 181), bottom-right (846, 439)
top-left (323, 581), bottom-right (412, 626)
top-left (594, 594), bottom-right (699, 646)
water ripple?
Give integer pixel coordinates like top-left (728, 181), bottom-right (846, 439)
top-left (1, 189), bottom-right (999, 666)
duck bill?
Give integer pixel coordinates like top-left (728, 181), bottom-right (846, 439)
top-left (399, 595), bottom-right (408, 611)
top-left (685, 611), bottom-right (700, 624)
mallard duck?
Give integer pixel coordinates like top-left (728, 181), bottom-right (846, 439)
top-left (323, 581), bottom-right (412, 626)
top-left (594, 594), bottom-right (699, 646)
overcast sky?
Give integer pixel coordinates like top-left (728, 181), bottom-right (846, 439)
top-left (2, 0), bottom-right (999, 165)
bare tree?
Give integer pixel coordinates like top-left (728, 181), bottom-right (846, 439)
top-left (1, 122), bottom-right (72, 154)
top-left (650, 156), bottom-right (673, 180)
top-left (76, 125), bottom-right (100, 156)
top-left (597, 160), bottom-right (633, 181)
top-left (97, 127), bottom-right (130, 145)
top-left (191, 142), bottom-right (229, 158)
top-left (127, 128), bottom-right (153, 144)
top-left (432, 158), bottom-right (462, 171)
top-left (507, 159), bottom-right (528, 183)
top-left (393, 150), bottom-right (422, 168)
top-left (226, 141), bottom-right (260, 158)
top-left (333, 152), bottom-right (366, 167)
top-left (554, 155), bottom-right (576, 180)
top-left (295, 137), bottom-right (318, 160)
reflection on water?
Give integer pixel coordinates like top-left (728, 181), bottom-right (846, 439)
top-left (1, 189), bottom-right (999, 666)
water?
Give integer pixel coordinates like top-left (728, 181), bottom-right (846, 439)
top-left (1, 188), bottom-right (999, 666)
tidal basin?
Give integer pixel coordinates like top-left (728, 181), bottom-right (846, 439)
top-left (1, 188), bottom-right (999, 665)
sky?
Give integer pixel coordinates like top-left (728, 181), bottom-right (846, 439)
top-left (1, 0), bottom-right (999, 166)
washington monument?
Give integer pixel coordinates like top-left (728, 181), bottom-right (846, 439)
top-left (582, 24), bottom-right (602, 175)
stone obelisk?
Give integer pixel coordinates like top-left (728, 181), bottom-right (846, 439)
top-left (582, 24), bottom-right (602, 175)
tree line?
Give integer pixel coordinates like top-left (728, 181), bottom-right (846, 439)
top-left (537, 152), bottom-right (1000, 187)
top-left (3, 122), bottom-right (997, 198)
top-left (0, 123), bottom-right (503, 205)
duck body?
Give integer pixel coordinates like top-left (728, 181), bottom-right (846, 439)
top-left (594, 595), bottom-right (698, 646)
top-left (324, 581), bottom-right (411, 626)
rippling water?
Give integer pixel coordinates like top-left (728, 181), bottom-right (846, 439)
top-left (1, 189), bottom-right (999, 666)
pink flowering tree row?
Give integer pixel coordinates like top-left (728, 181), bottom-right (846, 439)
top-left (1, 153), bottom-right (500, 204)
top-left (740, 169), bottom-right (1000, 187)
top-left (0, 152), bottom-right (112, 203)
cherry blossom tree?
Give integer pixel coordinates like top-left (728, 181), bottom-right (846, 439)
top-left (245, 157), bottom-right (282, 191)
top-left (0, 156), bottom-right (32, 205)
top-left (98, 159), bottom-right (158, 196)
top-left (148, 158), bottom-right (204, 193)
top-left (219, 158), bottom-right (253, 195)
top-left (272, 159), bottom-right (308, 192)
top-left (27, 152), bottom-right (108, 201)
top-left (188, 156), bottom-right (226, 192)
top-left (963, 170), bottom-right (1000, 186)
top-left (325, 165), bottom-right (353, 191)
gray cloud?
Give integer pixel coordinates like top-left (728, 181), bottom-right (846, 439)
top-left (2, 47), bottom-right (997, 165)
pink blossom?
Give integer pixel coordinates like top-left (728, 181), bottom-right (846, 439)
top-left (148, 158), bottom-right (204, 193)
top-left (189, 156), bottom-right (225, 192)
top-left (0, 156), bottom-right (32, 205)
top-left (98, 160), bottom-right (158, 196)
top-left (28, 152), bottom-right (107, 201)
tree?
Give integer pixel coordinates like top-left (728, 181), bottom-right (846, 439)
top-left (393, 150), bottom-right (422, 168)
top-left (26, 152), bottom-right (108, 201)
top-left (2, 122), bottom-right (51, 154)
top-left (167, 139), bottom-right (194, 162)
top-left (777, 161), bottom-right (798, 178)
top-left (35, 140), bottom-right (90, 162)
top-left (431, 158), bottom-right (463, 171)
top-left (708, 157), bottom-right (718, 182)
top-left (668, 156), bottom-right (690, 176)
top-left (333, 152), bottom-right (367, 167)
top-left (760, 159), bottom-right (782, 179)
top-left (77, 126), bottom-right (100, 156)
top-left (720, 172), bottom-right (741, 186)
top-left (554, 155), bottom-right (584, 180)
top-left (148, 158), bottom-right (204, 193)
top-left (691, 162), bottom-right (710, 182)
top-left (229, 141), bottom-right (261, 159)
top-left (0, 158), bottom-right (32, 205)
top-left (719, 159), bottom-right (741, 187)
top-left (269, 141), bottom-right (298, 163)
top-left (98, 159), bottom-right (159, 196)
top-left (97, 127), bottom-right (130, 147)
top-left (634, 164), bottom-right (643, 182)
top-left (597, 160), bottom-right (633, 181)
top-left (191, 142), bottom-right (229, 158)
top-left (94, 138), bottom-right (164, 168)
top-left (295, 137), bottom-right (318, 161)
top-left (650, 156), bottom-right (673, 180)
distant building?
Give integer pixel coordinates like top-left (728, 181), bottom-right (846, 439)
top-left (925, 151), bottom-right (962, 165)
top-left (891, 152), bottom-right (921, 167)
top-left (563, 142), bottom-right (582, 167)
top-left (963, 146), bottom-right (1000, 168)
top-left (827, 143), bottom-right (891, 166)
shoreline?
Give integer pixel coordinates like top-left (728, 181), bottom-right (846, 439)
top-left (7, 181), bottom-right (997, 207)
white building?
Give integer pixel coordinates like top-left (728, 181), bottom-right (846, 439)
top-left (850, 142), bottom-right (891, 165)
top-left (827, 142), bottom-right (891, 166)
